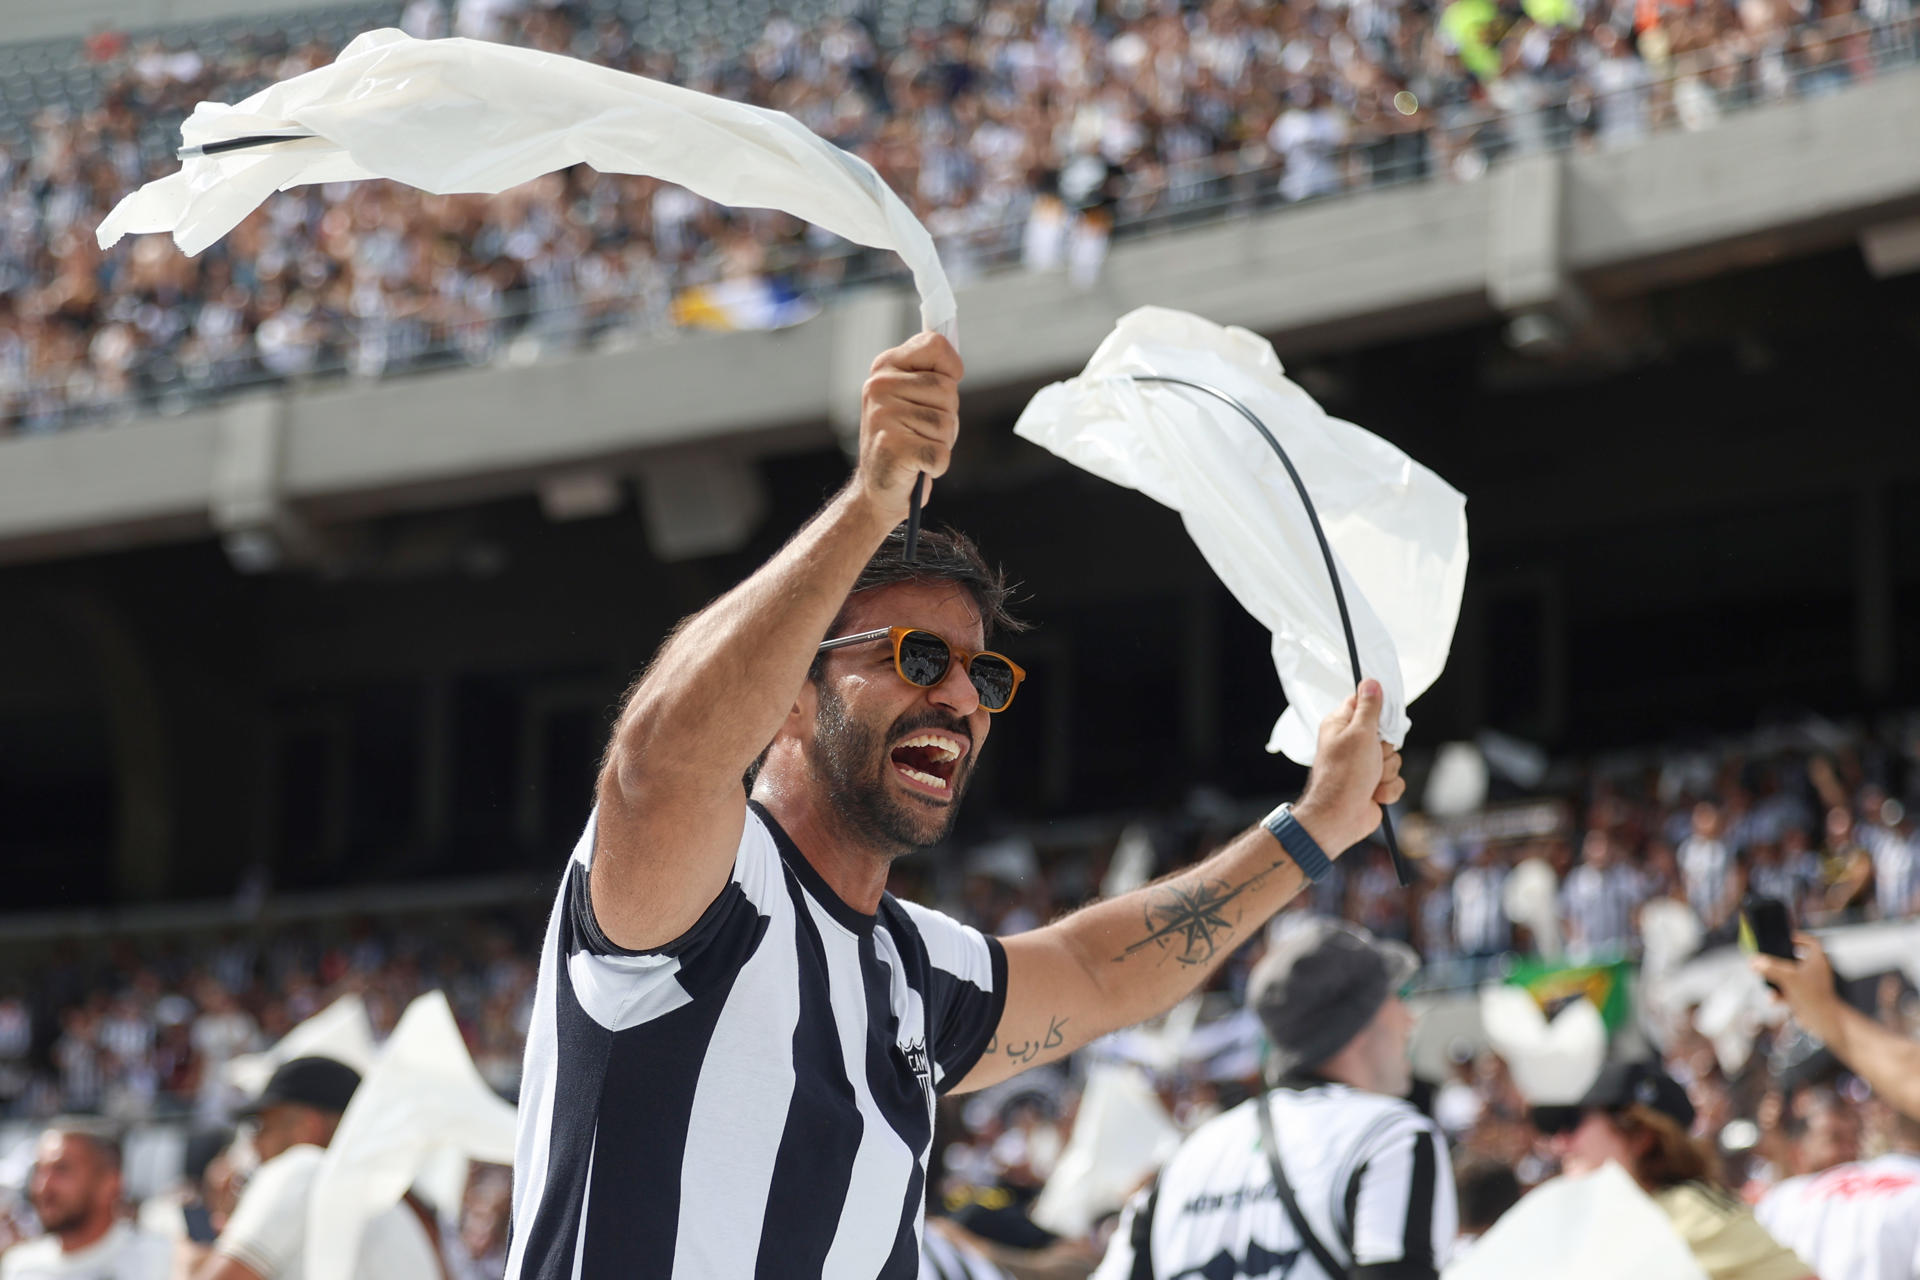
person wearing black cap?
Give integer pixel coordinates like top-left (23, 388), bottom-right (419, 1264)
top-left (194, 1057), bottom-right (447, 1280)
top-left (1093, 919), bottom-right (1456, 1280)
top-left (1546, 1061), bottom-right (1813, 1280)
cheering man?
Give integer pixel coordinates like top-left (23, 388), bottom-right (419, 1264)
top-left (506, 332), bottom-right (1404, 1280)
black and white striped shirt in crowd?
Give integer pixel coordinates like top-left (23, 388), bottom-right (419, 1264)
top-left (507, 801), bottom-right (1007, 1280)
top-left (919, 1229), bottom-right (1015, 1280)
top-left (1093, 1080), bottom-right (1457, 1280)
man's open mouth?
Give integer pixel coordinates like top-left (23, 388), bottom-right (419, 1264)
top-left (888, 731), bottom-right (968, 798)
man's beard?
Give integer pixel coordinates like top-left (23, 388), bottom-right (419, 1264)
top-left (811, 683), bottom-right (971, 857)
top-left (33, 1198), bottom-right (87, 1236)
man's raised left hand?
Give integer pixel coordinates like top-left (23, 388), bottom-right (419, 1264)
top-left (1292, 679), bottom-right (1404, 855)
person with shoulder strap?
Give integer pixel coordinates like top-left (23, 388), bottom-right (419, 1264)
top-left (1094, 919), bottom-right (1457, 1280)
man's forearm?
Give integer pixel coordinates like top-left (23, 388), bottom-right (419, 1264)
top-left (967, 687), bottom-right (1397, 1092)
top-left (1822, 1001), bottom-right (1920, 1121)
top-left (1059, 802), bottom-right (1370, 1036)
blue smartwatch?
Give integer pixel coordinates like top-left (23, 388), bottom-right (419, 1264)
top-left (1263, 803), bottom-right (1333, 883)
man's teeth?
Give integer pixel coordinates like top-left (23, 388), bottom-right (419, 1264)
top-left (897, 733), bottom-right (961, 762)
top-left (897, 763), bottom-right (949, 790)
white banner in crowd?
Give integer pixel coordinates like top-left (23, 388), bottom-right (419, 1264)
top-left (225, 992), bottom-right (378, 1098)
top-left (305, 990), bottom-right (518, 1280)
top-left (1030, 1064), bottom-right (1181, 1238)
top-left (1644, 917), bottom-right (1920, 1071)
top-left (95, 28), bottom-right (956, 338)
top-left (1014, 308), bottom-right (1468, 763)
top-left (1477, 985), bottom-right (1607, 1105)
top-left (1444, 1163), bottom-right (1707, 1280)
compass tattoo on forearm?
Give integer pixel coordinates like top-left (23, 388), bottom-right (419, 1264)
top-left (1115, 862), bottom-right (1285, 967)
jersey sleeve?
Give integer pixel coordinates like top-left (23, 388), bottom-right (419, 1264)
top-left (560, 807), bottom-right (777, 1030)
top-left (1348, 1120), bottom-right (1454, 1280)
top-left (216, 1147), bottom-right (321, 1278)
top-left (893, 899), bottom-right (1007, 1093)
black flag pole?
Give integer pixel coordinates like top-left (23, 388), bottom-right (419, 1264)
top-left (904, 473), bottom-right (924, 563)
top-left (175, 132), bottom-right (316, 159)
top-left (1130, 374), bottom-right (1412, 888)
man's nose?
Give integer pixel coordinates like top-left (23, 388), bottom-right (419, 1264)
top-left (928, 656), bottom-right (980, 715)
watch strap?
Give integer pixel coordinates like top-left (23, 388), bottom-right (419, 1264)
top-left (1263, 803), bottom-right (1333, 883)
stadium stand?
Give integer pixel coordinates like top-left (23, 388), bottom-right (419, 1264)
top-left (0, 710), bottom-right (1915, 1271)
top-left (1, 0), bottom-right (1913, 434)
top-left (2, 0), bottom-right (1919, 1272)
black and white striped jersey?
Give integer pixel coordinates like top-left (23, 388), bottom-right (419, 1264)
top-left (507, 801), bottom-right (1007, 1280)
top-left (1093, 1081), bottom-right (1456, 1280)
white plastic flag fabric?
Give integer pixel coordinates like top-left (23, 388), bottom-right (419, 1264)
top-left (305, 990), bottom-right (517, 1280)
top-left (1477, 985), bottom-right (1605, 1105)
top-left (1014, 308), bottom-right (1467, 763)
top-left (1030, 1064), bottom-right (1181, 1238)
top-left (226, 992), bottom-right (378, 1098)
top-left (95, 28), bottom-right (955, 339)
top-left (1444, 1164), bottom-right (1707, 1280)
top-left (1502, 858), bottom-right (1564, 961)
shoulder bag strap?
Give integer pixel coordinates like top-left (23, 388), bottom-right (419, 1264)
top-left (1255, 1087), bottom-right (1349, 1280)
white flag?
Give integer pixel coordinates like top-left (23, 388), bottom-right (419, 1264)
top-left (97, 28), bottom-right (955, 339)
top-left (304, 990), bottom-right (517, 1280)
top-left (1014, 307), bottom-right (1468, 763)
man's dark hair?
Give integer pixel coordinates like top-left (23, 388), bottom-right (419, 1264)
top-left (807, 523), bottom-right (1027, 682)
top-left (43, 1117), bottom-right (123, 1171)
top-left (183, 1127), bottom-right (233, 1184)
top-left (1454, 1157), bottom-right (1520, 1234)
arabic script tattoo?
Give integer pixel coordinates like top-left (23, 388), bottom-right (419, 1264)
top-left (1116, 864), bottom-right (1283, 967)
top-left (986, 1014), bottom-right (1069, 1067)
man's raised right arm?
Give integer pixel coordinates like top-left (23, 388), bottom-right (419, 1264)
top-left (589, 333), bottom-right (964, 951)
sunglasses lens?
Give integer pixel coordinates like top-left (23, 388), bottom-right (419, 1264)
top-left (896, 631), bottom-right (951, 687)
top-left (968, 655), bottom-right (1017, 710)
top-left (1530, 1105), bottom-right (1582, 1136)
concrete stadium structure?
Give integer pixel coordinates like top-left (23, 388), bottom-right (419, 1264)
top-left (4, 64), bottom-right (1919, 906)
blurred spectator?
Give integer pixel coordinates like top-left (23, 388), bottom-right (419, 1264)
top-left (0, 994), bottom-right (30, 1115)
top-left (1560, 829), bottom-right (1647, 960)
top-left (1095, 920), bottom-right (1456, 1280)
top-left (1755, 1107), bottom-right (1920, 1280)
top-left (1861, 798), bottom-right (1920, 921)
top-left (1820, 805), bottom-right (1877, 922)
top-left (0, 1119), bottom-right (171, 1280)
top-left (1746, 837), bottom-right (1818, 921)
top-left (0, 710), bottom-right (1915, 1270)
top-left (137, 1127), bottom-right (235, 1277)
top-left (186, 987), bottom-right (255, 1127)
top-left (1451, 1156), bottom-right (1520, 1247)
top-left (451, 1166), bottom-right (509, 1280)
top-left (1453, 842), bottom-right (1510, 957)
top-left (1784, 1086), bottom-right (1861, 1178)
top-left (203, 1057), bottom-right (441, 1280)
top-left (1754, 935), bottom-right (1920, 1122)
top-left (1680, 801), bottom-right (1740, 936)
top-left (1546, 1062), bottom-right (1814, 1280)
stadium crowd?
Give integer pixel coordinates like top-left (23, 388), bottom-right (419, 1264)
top-left (0, 714), bottom-right (1916, 1274)
top-left (2, 0), bottom-right (1915, 433)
